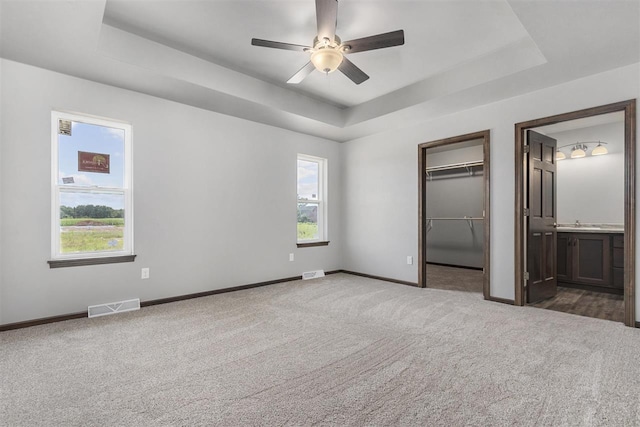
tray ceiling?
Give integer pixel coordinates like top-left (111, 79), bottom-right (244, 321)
top-left (1, 0), bottom-right (638, 141)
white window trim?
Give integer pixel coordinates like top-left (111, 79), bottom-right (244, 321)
top-left (297, 153), bottom-right (328, 243)
top-left (50, 111), bottom-right (134, 261)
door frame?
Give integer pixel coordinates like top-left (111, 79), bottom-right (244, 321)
top-left (514, 99), bottom-right (636, 327)
top-left (418, 130), bottom-right (491, 299)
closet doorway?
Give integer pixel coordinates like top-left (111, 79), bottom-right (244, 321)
top-left (418, 130), bottom-right (490, 299)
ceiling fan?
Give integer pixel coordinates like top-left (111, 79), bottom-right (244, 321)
top-left (251, 0), bottom-right (405, 85)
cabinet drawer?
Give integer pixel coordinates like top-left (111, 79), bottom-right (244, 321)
top-left (613, 235), bottom-right (624, 248)
top-left (613, 267), bottom-right (624, 288)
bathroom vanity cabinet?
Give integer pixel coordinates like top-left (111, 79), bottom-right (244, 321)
top-left (557, 231), bottom-right (623, 293)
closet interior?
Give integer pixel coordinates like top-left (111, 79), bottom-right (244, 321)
top-left (425, 138), bottom-right (485, 293)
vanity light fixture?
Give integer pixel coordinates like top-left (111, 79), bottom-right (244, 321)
top-left (555, 141), bottom-right (609, 160)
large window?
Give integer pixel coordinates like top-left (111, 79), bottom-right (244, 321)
top-left (50, 111), bottom-right (133, 264)
top-left (297, 154), bottom-right (327, 244)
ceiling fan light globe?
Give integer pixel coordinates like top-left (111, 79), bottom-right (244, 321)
top-left (310, 48), bottom-right (343, 74)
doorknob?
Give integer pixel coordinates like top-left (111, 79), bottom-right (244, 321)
top-left (553, 223), bottom-right (557, 228)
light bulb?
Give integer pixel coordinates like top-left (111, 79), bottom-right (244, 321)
top-left (556, 150), bottom-right (566, 160)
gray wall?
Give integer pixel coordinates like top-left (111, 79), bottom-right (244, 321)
top-left (426, 143), bottom-right (484, 268)
top-left (341, 63), bottom-right (640, 321)
top-left (0, 59), bottom-right (343, 325)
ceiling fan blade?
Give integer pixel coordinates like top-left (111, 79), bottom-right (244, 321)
top-left (316, 0), bottom-right (338, 43)
top-left (287, 62), bottom-right (316, 84)
top-left (342, 30), bottom-right (405, 54)
top-left (338, 57), bottom-right (369, 85)
top-left (251, 38), bottom-right (310, 52)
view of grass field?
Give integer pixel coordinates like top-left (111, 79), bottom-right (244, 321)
top-left (60, 218), bottom-right (124, 253)
top-left (62, 217), bottom-right (312, 252)
top-left (61, 218), bottom-right (124, 226)
top-left (297, 222), bottom-right (318, 240)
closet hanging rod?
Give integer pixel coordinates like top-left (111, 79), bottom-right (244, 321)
top-left (426, 217), bottom-right (484, 220)
top-left (425, 160), bottom-right (483, 172)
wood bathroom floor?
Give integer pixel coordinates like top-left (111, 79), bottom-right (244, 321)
top-left (530, 286), bottom-right (624, 323)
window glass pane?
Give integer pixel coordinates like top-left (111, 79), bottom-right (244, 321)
top-left (297, 159), bottom-right (319, 200)
top-left (59, 191), bottom-right (125, 254)
top-left (58, 121), bottom-right (125, 188)
top-left (297, 202), bottom-right (319, 240)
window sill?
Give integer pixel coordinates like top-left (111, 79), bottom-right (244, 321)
top-left (297, 241), bottom-right (330, 248)
top-left (48, 255), bottom-right (136, 268)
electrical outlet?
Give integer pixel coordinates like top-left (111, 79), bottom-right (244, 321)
top-left (289, 253), bottom-right (295, 262)
top-left (141, 268), bottom-right (150, 279)
top-left (407, 256), bottom-right (413, 265)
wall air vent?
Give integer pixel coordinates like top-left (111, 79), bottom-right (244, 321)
top-left (88, 298), bottom-right (140, 318)
top-left (302, 270), bottom-right (325, 280)
top-left (58, 119), bottom-right (72, 136)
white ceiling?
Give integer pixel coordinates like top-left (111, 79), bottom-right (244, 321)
top-left (1, 0), bottom-right (638, 142)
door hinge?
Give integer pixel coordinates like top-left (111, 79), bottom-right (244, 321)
top-left (523, 271), bottom-right (530, 281)
top-left (524, 208), bottom-right (530, 216)
top-left (524, 145), bottom-right (530, 154)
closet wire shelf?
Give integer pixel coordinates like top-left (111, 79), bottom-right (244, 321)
top-left (425, 216), bottom-right (484, 233)
top-left (425, 160), bottom-right (483, 179)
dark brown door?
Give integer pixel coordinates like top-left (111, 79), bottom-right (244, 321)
top-left (526, 130), bottom-right (557, 303)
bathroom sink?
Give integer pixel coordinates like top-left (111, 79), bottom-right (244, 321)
top-left (556, 226), bottom-right (623, 233)
top-left (557, 226), bottom-right (600, 230)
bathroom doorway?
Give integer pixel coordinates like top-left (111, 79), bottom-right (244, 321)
top-left (418, 130), bottom-right (490, 299)
top-left (514, 100), bottom-right (636, 326)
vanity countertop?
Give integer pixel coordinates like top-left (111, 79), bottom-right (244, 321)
top-left (556, 226), bottom-right (623, 234)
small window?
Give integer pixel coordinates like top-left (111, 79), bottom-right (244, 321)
top-left (297, 154), bottom-right (327, 243)
top-left (50, 111), bottom-right (133, 263)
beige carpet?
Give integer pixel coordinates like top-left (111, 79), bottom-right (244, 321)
top-left (1, 273), bottom-right (639, 426)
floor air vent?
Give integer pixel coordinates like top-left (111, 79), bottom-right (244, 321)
top-left (302, 270), bottom-right (325, 280)
top-left (88, 298), bottom-right (140, 318)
